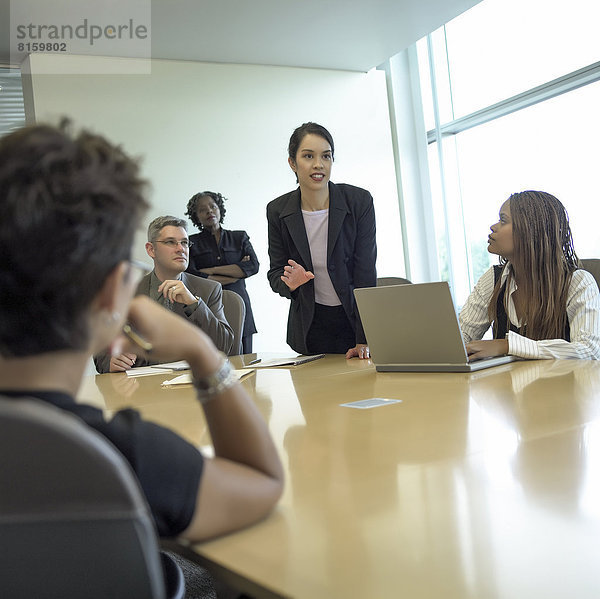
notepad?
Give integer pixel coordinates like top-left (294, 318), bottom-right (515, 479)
top-left (151, 360), bottom-right (190, 370)
top-left (125, 360), bottom-right (190, 377)
top-left (161, 369), bottom-right (255, 387)
top-left (251, 354), bottom-right (325, 368)
top-left (125, 366), bottom-right (173, 377)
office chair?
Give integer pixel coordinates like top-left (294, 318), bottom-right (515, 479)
top-left (0, 397), bottom-right (184, 599)
top-left (580, 259), bottom-right (600, 291)
top-left (376, 276), bottom-right (412, 286)
top-left (222, 289), bottom-right (246, 356)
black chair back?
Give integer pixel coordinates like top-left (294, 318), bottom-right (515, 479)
top-left (222, 289), bottom-right (246, 355)
top-left (0, 397), bottom-right (182, 599)
top-left (580, 259), bottom-right (600, 291)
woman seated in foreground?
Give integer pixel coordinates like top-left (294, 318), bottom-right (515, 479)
top-left (459, 190), bottom-right (600, 360)
top-left (0, 121), bottom-right (283, 543)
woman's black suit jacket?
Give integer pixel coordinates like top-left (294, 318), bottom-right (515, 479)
top-left (267, 181), bottom-right (377, 354)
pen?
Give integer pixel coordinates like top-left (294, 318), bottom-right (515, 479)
top-left (122, 323), bottom-right (153, 352)
top-left (248, 358), bottom-right (261, 365)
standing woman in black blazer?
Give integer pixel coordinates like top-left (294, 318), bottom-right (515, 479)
top-left (267, 122), bottom-right (377, 359)
top-left (186, 191), bottom-right (259, 353)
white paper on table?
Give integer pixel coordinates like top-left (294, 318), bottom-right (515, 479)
top-left (125, 360), bottom-right (190, 378)
top-left (161, 369), bottom-right (255, 387)
top-left (150, 360), bottom-right (190, 371)
top-left (125, 366), bottom-right (173, 377)
top-left (252, 354), bottom-right (325, 368)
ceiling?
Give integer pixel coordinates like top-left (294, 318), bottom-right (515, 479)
top-left (0, 0), bottom-right (481, 72)
top-left (0, 0), bottom-right (481, 136)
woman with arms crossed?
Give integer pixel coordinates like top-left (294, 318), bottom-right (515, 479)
top-left (186, 191), bottom-right (259, 353)
top-left (460, 190), bottom-right (600, 360)
top-left (267, 122), bottom-right (377, 359)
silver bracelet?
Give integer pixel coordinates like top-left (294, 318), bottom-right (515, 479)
top-left (192, 352), bottom-right (238, 404)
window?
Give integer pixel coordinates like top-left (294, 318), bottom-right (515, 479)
top-left (445, 0), bottom-right (600, 119)
top-left (409, 0), bottom-right (600, 305)
top-left (0, 68), bottom-right (26, 138)
top-left (454, 80), bottom-right (600, 291)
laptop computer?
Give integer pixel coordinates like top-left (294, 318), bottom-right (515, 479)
top-left (354, 282), bottom-right (516, 372)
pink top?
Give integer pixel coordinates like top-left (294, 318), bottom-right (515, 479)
top-left (302, 209), bottom-right (341, 306)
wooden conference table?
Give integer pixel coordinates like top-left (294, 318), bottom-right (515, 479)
top-left (78, 355), bottom-right (600, 598)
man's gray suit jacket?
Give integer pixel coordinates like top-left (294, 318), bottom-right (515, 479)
top-left (94, 271), bottom-right (234, 373)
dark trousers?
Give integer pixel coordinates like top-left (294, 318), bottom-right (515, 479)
top-left (241, 334), bottom-right (253, 355)
top-left (306, 303), bottom-right (355, 354)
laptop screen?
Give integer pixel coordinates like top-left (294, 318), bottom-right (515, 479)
top-left (354, 282), bottom-right (469, 366)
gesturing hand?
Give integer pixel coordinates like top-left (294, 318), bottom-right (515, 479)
top-left (281, 259), bottom-right (315, 291)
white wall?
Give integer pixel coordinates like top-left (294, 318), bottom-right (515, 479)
top-left (23, 53), bottom-right (401, 352)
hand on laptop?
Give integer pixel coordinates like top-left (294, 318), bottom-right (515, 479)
top-left (466, 339), bottom-right (509, 361)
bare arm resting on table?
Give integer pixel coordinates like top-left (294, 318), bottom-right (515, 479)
top-left (121, 296), bottom-right (284, 541)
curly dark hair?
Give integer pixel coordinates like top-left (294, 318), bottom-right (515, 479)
top-left (185, 191), bottom-right (227, 231)
top-left (0, 119), bottom-right (149, 357)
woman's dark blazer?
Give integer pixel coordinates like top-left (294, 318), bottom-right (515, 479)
top-left (267, 181), bottom-right (377, 354)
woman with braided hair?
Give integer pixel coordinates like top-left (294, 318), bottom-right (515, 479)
top-left (459, 190), bottom-right (600, 360)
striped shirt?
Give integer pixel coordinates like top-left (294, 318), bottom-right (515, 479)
top-left (459, 263), bottom-right (600, 360)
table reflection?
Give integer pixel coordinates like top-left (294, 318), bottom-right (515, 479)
top-left (469, 360), bottom-right (596, 512)
top-left (78, 357), bottom-right (600, 598)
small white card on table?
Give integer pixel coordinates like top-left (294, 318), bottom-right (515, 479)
top-left (340, 398), bottom-right (402, 409)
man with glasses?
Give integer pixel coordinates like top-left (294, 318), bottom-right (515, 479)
top-left (94, 216), bottom-right (233, 372)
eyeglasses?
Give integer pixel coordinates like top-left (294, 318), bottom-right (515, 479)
top-left (153, 238), bottom-right (193, 249)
